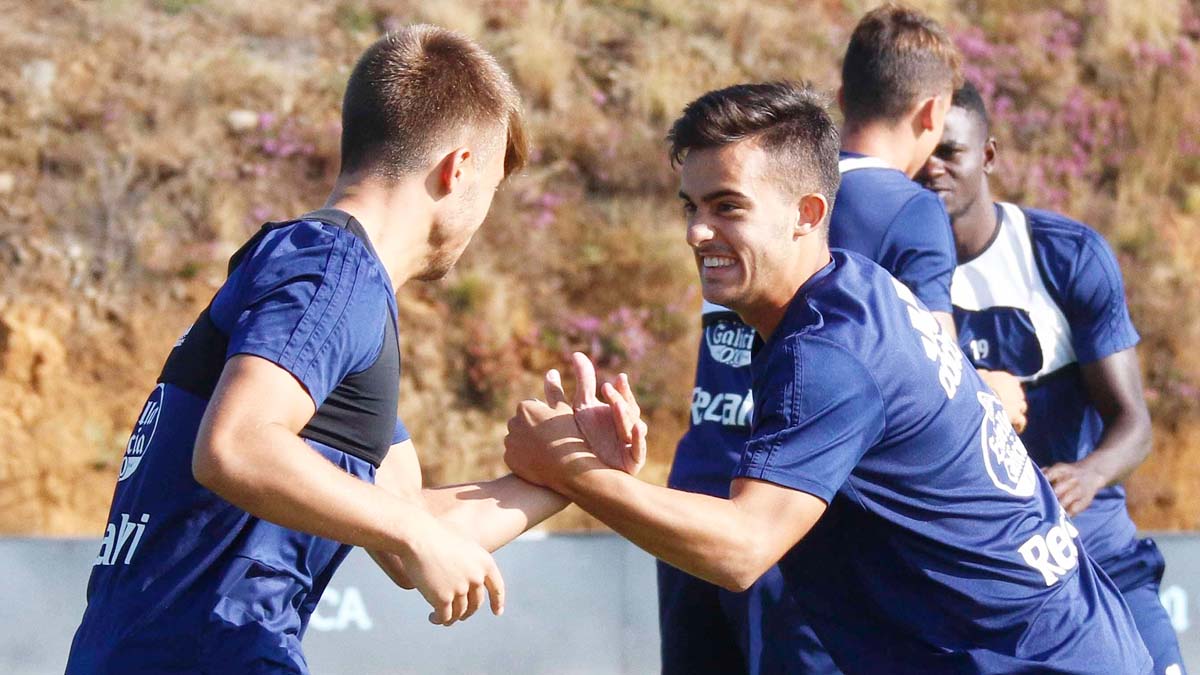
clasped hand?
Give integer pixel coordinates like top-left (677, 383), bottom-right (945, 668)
top-left (504, 352), bottom-right (648, 490)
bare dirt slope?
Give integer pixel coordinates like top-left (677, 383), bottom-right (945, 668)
top-left (1, 0), bottom-right (1197, 535)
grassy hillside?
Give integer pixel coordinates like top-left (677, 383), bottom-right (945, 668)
top-left (1, 0), bottom-right (1197, 534)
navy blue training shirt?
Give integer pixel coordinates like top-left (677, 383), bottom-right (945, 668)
top-left (669, 153), bottom-right (956, 497)
top-left (952, 203), bottom-right (1142, 565)
top-left (666, 301), bottom-right (756, 497)
top-left (829, 152), bottom-right (956, 312)
top-left (67, 212), bottom-right (409, 673)
top-left (733, 250), bottom-right (1150, 674)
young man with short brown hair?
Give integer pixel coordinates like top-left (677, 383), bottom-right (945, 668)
top-left (67, 25), bottom-right (564, 673)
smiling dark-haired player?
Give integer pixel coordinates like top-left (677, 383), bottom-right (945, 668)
top-left (917, 80), bottom-right (1186, 675)
top-left (505, 79), bottom-right (1153, 675)
top-left (657, 5), bottom-right (976, 673)
top-left (66, 25), bottom-right (572, 674)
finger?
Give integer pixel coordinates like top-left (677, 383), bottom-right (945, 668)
top-left (617, 373), bottom-right (641, 418)
top-left (571, 352), bottom-right (599, 408)
top-left (463, 583), bottom-right (485, 622)
top-left (1052, 479), bottom-right (1075, 502)
top-left (429, 599), bottom-right (453, 625)
top-left (518, 399), bottom-right (551, 425)
top-left (1060, 492), bottom-right (1081, 517)
top-left (544, 369), bottom-right (568, 407)
top-left (1042, 464), bottom-right (1063, 480)
top-left (450, 591), bottom-right (471, 626)
top-left (602, 382), bottom-right (635, 445)
top-left (629, 419), bottom-right (648, 472)
top-left (485, 561), bottom-right (506, 616)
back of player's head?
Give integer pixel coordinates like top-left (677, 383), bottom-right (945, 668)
top-left (667, 81), bottom-right (841, 203)
top-left (841, 3), bottom-right (962, 127)
top-left (339, 25), bottom-right (528, 181)
top-left (951, 79), bottom-right (990, 136)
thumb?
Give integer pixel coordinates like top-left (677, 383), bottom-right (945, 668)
top-left (544, 369), bottom-right (568, 407)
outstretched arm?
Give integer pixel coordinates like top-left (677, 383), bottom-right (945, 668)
top-left (373, 437), bottom-right (569, 553)
top-left (366, 370), bottom-right (577, 588)
top-left (194, 354), bottom-right (504, 625)
top-left (504, 398), bottom-right (824, 591)
top-left (503, 356), bottom-right (824, 591)
top-left (1043, 348), bottom-right (1152, 515)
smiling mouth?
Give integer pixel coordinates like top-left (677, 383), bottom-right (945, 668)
top-left (701, 255), bottom-right (736, 269)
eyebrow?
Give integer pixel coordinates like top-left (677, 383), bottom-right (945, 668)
top-left (677, 188), bottom-right (750, 202)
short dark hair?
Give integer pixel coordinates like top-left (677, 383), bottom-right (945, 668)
top-left (667, 81), bottom-right (841, 205)
top-left (339, 25), bottom-right (528, 180)
top-left (841, 3), bottom-right (963, 126)
top-left (952, 80), bottom-right (990, 135)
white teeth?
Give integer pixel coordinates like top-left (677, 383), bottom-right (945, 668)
top-left (702, 257), bottom-right (734, 268)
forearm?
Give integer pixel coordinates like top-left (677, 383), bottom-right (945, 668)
top-left (549, 449), bottom-right (767, 591)
top-left (1077, 411), bottom-right (1152, 486)
top-left (195, 422), bottom-right (436, 554)
top-left (422, 474), bottom-right (569, 551)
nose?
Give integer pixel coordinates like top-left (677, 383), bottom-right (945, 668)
top-left (686, 218), bottom-right (714, 249)
top-left (920, 156), bottom-right (946, 181)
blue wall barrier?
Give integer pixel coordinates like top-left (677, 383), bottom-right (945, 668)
top-left (1, 533), bottom-right (1195, 673)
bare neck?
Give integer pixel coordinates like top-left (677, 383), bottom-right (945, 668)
top-left (740, 244), bottom-right (833, 342)
top-left (323, 174), bottom-right (435, 292)
top-left (840, 122), bottom-right (921, 177)
top-left (954, 183), bottom-right (1000, 262)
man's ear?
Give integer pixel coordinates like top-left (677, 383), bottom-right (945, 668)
top-left (914, 96), bottom-right (938, 133)
top-left (836, 86), bottom-right (845, 113)
top-left (795, 192), bottom-right (830, 238)
top-left (983, 137), bottom-right (998, 174)
top-left (432, 146), bottom-right (473, 199)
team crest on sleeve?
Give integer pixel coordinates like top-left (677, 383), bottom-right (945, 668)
top-left (704, 320), bottom-right (754, 367)
top-left (118, 384), bottom-right (164, 482)
top-left (977, 391), bottom-right (1036, 497)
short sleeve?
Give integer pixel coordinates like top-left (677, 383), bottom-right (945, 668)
top-left (1061, 232), bottom-right (1140, 363)
top-left (216, 221), bottom-right (388, 407)
top-left (734, 337), bottom-right (886, 502)
top-left (878, 192), bottom-right (956, 312)
top-left (391, 419), bottom-right (411, 445)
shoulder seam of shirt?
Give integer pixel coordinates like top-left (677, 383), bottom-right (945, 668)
top-left (220, 220), bottom-right (342, 336)
top-left (1027, 212), bottom-right (1091, 300)
top-left (881, 188), bottom-right (935, 239)
top-left (1056, 224), bottom-right (1119, 318)
top-left (337, 229), bottom-right (392, 376)
top-left (299, 232), bottom-right (387, 381)
top-left (1029, 215), bottom-right (1138, 363)
top-left (277, 224), bottom-right (351, 358)
top-left (790, 333), bottom-right (889, 440)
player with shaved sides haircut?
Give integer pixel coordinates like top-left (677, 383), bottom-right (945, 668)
top-left (67, 25), bottom-right (569, 674)
top-left (655, 80), bottom-right (846, 675)
top-left (833, 2), bottom-right (960, 334)
top-left (839, 3), bottom-right (962, 132)
top-left (654, 5), bottom-right (1020, 673)
top-left (505, 80), bottom-right (1153, 674)
top-left (339, 26), bottom-right (528, 181)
